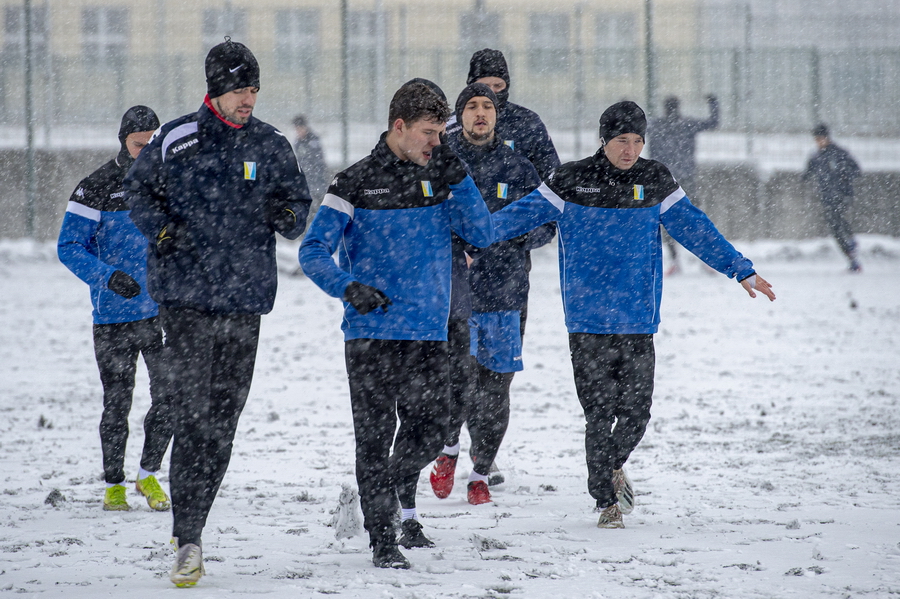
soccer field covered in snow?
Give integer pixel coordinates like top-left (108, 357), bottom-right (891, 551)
top-left (1, 236), bottom-right (899, 598)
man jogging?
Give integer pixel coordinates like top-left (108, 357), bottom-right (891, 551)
top-left (125, 38), bottom-right (311, 587)
top-left (300, 82), bottom-right (494, 570)
top-left (58, 105), bottom-right (173, 513)
top-left (490, 101), bottom-right (775, 528)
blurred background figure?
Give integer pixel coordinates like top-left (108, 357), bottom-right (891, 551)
top-left (649, 95), bottom-right (719, 275)
top-left (293, 114), bottom-right (329, 206)
top-left (802, 124), bottom-right (863, 272)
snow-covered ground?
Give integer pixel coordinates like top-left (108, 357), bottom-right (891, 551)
top-left (1, 235), bottom-right (899, 598)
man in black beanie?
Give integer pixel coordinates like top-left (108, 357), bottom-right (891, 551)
top-left (429, 82), bottom-right (550, 506)
top-left (58, 105), bottom-right (173, 515)
top-left (125, 37), bottom-right (312, 587)
top-left (447, 48), bottom-right (560, 181)
top-left (488, 99), bottom-right (776, 529)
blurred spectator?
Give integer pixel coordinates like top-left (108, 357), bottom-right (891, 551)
top-left (650, 95), bottom-right (719, 274)
top-left (802, 123), bottom-right (863, 272)
top-left (293, 114), bottom-right (329, 203)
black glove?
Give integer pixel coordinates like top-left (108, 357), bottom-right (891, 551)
top-left (268, 200), bottom-right (297, 232)
top-left (430, 133), bottom-right (468, 185)
top-left (156, 222), bottom-right (178, 257)
top-left (343, 281), bottom-right (392, 315)
top-left (107, 270), bottom-right (141, 299)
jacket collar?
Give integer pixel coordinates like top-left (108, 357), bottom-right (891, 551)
top-left (371, 131), bottom-right (424, 175)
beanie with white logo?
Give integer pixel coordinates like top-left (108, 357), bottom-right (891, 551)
top-left (205, 36), bottom-right (260, 98)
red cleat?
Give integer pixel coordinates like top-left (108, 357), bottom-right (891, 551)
top-left (467, 480), bottom-right (492, 505)
top-left (430, 454), bottom-right (458, 499)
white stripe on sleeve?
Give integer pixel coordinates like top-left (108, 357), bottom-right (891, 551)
top-left (160, 122), bottom-right (199, 162)
top-left (659, 187), bottom-right (686, 215)
top-left (321, 193), bottom-right (354, 220)
top-left (66, 201), bottom-right (101, 222)
top-left (537, 182), bottom-right (566, 214)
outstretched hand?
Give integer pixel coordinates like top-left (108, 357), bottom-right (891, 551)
top-left (740, 274), bottom-right (776, 301)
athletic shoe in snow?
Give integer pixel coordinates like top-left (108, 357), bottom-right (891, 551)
top-left (135, 475), bottom-right (171, 511)
top-left (488, 460), bottom-right (505, 486)
top-left (430, 453), bottom-right (458, 499)
top-left (372, 542), bottom-right (410, 569)
top-left (103, 484), bottom-right (130, 511)
top-left (398, 519), bottom-right (435, 549)
top-left (596, 503), bottom-right (625, 529)
top-left (612, 468), bottom-right (634, 515)
top-left (467, 480), bottom-right (492, 505)
top-left (170, 543), bottom-right (204, 587)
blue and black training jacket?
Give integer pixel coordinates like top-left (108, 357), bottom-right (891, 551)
top-left (299, 133), bottom-right (495, 342)
top-left (492, 149), bottom-right (756, 335)
top-left (58, 155), bottom-right (158, 325)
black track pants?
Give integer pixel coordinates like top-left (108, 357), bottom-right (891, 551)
top-left (569, 333), bottom-right (655, 508)
top-left (345, 339), bottom-right (449, 545)
top-left (468, 363), bottom-right (514, 476)
top-left (160, 307), bottom-right (260, 547)
top-left (821, 197), bottom-right (858, 260)
top-left (444, 318), bottom-right (475, 447)
top-left (93, 316), bottom-right (173, 485)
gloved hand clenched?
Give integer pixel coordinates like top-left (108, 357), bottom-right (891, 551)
top-left (430, 133), bottom-right (468, 185)
top-left (107, 270), bottom-right (141, 299)
top-left (343, 281), bottom-right (392, 315)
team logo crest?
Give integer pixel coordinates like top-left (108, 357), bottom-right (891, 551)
top-left (244, 162), bottom-right (257, 180)
top-left (503, 140), bottom-right (515, 150)
top-left (497, 183), bottom-right (509, 199)
top-left (421, 181), bottom-right (433, 197)
top-left (633, 185), bottom-right (644, 201)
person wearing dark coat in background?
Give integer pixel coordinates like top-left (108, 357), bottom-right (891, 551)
top-left (429, 83), bottom-right (548, 506)
top-left (802, 123), bottom-right (863, 272)
top-left (300, 83), bottom-right (494, 570)
top-left (292, 114), bottom-right (330, 205)
top-left (649, 95), bottom-right (719, 274)
top-left (125, 38), bottom-right (312, 588)
top-left (447, 48), bottom-right (561, 181)
top-left (58, 105), bottom-right (173, 514)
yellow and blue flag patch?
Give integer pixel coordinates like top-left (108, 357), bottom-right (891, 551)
top-left (244, 162), bottom-right (257, 180)
top-left (497, 183), bottom-right (509, 199)
top-left (421, 181), bottom-right (433, 197)
top-left (503, 140), bottom-right (515, 150)
top-left (633, 184), bottom-right (644, 201)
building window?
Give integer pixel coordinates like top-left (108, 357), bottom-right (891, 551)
top-left (595, 13), bottom-right (637, 77)
top-left (202, 8), bottom-right (247, 51)
top-left (458, 9), bottom-right (502, 57)
top-left (528, 13), bottom-right (570, 74)
top-left (83, 7), bottom-right (128, 70)
top-left (3, 6), bottom-right (49, 65)
top-left (275, 9), bottom-right (320, 73)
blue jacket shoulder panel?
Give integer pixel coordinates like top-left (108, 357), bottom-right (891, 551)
top-left (58, 157), bottom-right (158, 324)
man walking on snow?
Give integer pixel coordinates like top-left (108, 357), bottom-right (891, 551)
top-left (125, 37), bottom-right (312, 587)
top-left (490, 101), bottom-right (776, 528)
top-left (58, 105), bottom-right (173, 514)
top-left (300, 82), bottom-right (494, 570)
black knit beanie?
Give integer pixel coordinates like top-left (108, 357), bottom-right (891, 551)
top-left (118, 105), bottom-right (160, 146)
top-left (205, 37), bottom-right (260, 98)
top-left (455, 83), bottom-right (499, 124)
top-left (467, 49), bottom-right (510, 87)
top-left (599, 101), bottom-right (647, 144)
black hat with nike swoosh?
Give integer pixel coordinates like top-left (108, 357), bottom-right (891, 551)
top-left (205, 36), bottom-right (260, 98)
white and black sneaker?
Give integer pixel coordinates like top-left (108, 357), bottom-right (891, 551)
top-left (170, 542), bottom-right (204, 587)
top-left (612, 468), bottom-right (634, 515)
